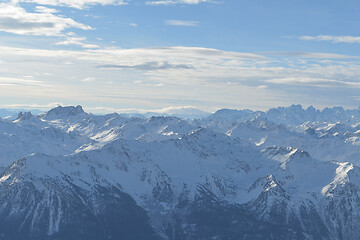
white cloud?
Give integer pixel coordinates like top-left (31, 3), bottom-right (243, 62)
top-left (0, 102), bottom-right (63, 110)
top-left (99, 61), bottom-right (193, 70)
top-left (0, 77), bottom-right (49, 86)
top-left (149, 106), bottom-right (206, 114)
top-left (266, 77), bottom-right (360, 88)
top-left (1, 44), bottom-right (360, 110)
top-left (81, 77), bottom-right (95, 82)
top-left (165, 20), bottom-right (199, 26)
top-left (12, 0), bottom-right (127, 9)
top-left (0, 3), bottom-right (92, 36)
top-left (55, 36), bottom-right (100, 48)
top-left (262, 52), bottom-right (359, 59)
top-left (300, 35), bottom-right (360, 44)
top-left (76, 105), bottom-right (210, 115)
top-left (34, 6), bottom-right (58, 13)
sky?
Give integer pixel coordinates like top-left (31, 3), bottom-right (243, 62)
top-left (0, 0), bottom-right (360, 113)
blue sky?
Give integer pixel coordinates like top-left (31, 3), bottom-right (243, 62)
top-left (0, 0), bottom-right (360, 113)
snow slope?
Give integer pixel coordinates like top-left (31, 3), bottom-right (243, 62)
top-left (0, 105), bottom-right (360, 239)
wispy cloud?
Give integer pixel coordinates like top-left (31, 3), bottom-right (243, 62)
top-left (261, 52), bottom-right (359, 59)
top-left (1, 44), bottom-right (360, 110)
top-left (55, 36), bottom-right (100, 48)
top-left (300, 35), bottom-right (360, 44)
top-left (11, 0), bottom-right (127, 9)
top-left (0, 77), bottom-right (49, 87)
top-left (165, 20), bottom-right (199, 26)
top-left (34, 6), bottom-right (58, 14)
top-left (0, 3), bottom-right (92, 36)
top-left (0, 102), bottom-right (63, 110)
top-left (98, 61), bottom-right (193, 70)
top-left (266, 77), bottom-right (360, 88)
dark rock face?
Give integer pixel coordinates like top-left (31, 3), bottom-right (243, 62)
top-left (0, 181), bottom-right (159, 240)
top-left (0, 168), bottom-right (358, 240)
top-left (161, 189), bottom-right (333, 240)
top-left (16, 112), bottom-right (33, 121)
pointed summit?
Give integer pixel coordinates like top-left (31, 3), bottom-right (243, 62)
top-left (306, 105), bottom-right (316, 112)
top-left (13, 111), bottom-right (44, 125)
top-left (289, 104), bottom-right (303, 112)
top-left (15, 111), bottom-right (33, 121)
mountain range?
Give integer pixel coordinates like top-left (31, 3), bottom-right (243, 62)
top-left (1, 104), bottom-right (360, 239)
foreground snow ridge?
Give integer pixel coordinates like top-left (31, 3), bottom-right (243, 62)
top-left (1, 104), bottom-right (360, 240)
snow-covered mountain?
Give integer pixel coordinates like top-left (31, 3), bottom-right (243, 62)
top-left (1, 105), bottom-right (360, 239)
top-left (0, 108), bottom-right (43, 118)
top-left (143, 106), bottom-right (210, 120)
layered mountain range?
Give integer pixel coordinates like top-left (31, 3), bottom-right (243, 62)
top-left (1, 104), bottom-right (360, 239)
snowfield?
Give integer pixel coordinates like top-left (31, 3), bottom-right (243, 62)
top-left (1, 104), bottom-right (360, 239)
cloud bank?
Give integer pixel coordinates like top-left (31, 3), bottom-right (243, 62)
top-left (1, 44), bottom-right (360, 110)
top-left (0, 3), bottom-right (92, 36)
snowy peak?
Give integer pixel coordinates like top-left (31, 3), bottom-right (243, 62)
top-left (320, 162), bottom-right (359, 198)
top-left (15, 111), bottom-right (33, 121)
top-left (264, 104), bottom-right (360, 126)
top-left (262, 146), bottom-right (311, 164)
top-left (181, 127), bottom-right (231, 147)
top-left (2, 104), bottom-right (360, 239)
top-left (206, 104), bottom-right (360, 127)
top-left (242, 117), bottom-right (280, 130)
top-left (205, 108), bottom-right (259, 124)
top-left (43, 105), bottom-right (86, 120)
